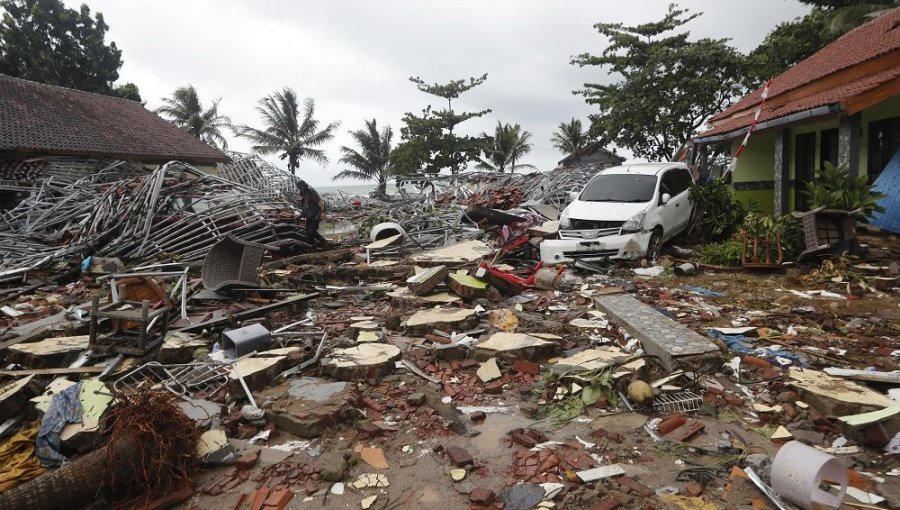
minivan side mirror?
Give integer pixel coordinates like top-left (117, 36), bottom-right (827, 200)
top-left (660, 193), bottom-right (671, 204)
top-left (569, 191), bottom-right (579, 201)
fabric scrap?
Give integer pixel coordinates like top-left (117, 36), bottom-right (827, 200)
top-left (0, 422), bottom-right (47, 491)
top-left (35, 381), bottom-right (83, 467)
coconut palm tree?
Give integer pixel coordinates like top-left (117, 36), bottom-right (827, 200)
top-left (477, 122), bottom-right (535, 173)
top-left (821, 1), bottom-right (898, 34)
top-left (551, 118), bottom-right (595, 162)
top-left (156, 85), bottom-right (231, 148)
top-left (334, 119), bottom-right (394, 195)
top-left (234, 88), bottom-right (339, 174)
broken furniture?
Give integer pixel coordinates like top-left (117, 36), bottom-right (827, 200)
top-left (740, 231), bottom-right (783, 270)
top-left (88, 295), bottom-right (170, 356)
top-left (221, 323), bottom-right (271, 357)
top-left (201, 234), bottom-right (269, 291)
top-left (794, 208), bottom-right (859, 262)
top-left (100, 267), bottom-right (190, 321)
top-left (114, 362), bottom-right (231, 397)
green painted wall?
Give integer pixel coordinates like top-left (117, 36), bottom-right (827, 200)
top-left (726, 95), bottom-right (900, 213)
top-left (732, 131), bottom-right (775, 182)
top-left (734, 189), bottom-right (774, 215)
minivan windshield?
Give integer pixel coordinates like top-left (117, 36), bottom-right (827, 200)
top-left (579, 174), bottom-right (657, 203)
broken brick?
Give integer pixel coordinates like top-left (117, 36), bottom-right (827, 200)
top-left (445, 446), bottom-right (474, 467)
top-left (469, 488), bottom-right (495, 505)
top-left (617, 476), bottom-right (654, 497)
top-left (512, 359), bottom-right (540, 375)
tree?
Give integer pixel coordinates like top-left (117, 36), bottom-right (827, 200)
top-left (744, 9), bottom-right (837, 89)
top-left (0, 0), bottom-right (141, 100)
top-left (156, 85), bottom-right (231, 149)
top-left (235, 88), bottom-right (339, 175)
top-left (799, 0), bottom-right (898, 33)
top-left (477, 122), bottom-right (534, 173)
top-left (334, 119), bottom-right (394, 194)
top-left (572, 4), bottom-right (745, 161)
top-left (392, 74), bottom-right (491, 175)
top-left (551, 118), bottom-right (595, 162)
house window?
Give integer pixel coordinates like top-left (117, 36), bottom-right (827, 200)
top-left (868, 117), bottom-right (900, 183)
top-left (820, 128), bottom-right (839, 169)
top-left (795, 132), bottom-right (816, 211)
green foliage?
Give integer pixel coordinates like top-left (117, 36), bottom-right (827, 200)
top-left (744, 9), bottom-right (837, 89)
top-left (551, 118), bottom-right (596, 161)
top-left (688, 178), bottom-right (751, 242)
top-left (235, 88), bottom-right (339, 175)
top-left (698, 240), bottom-right (744, 267)
top-left (571, 4), bottom-right (745, 161)
top-left (156, 85), bottom-right (231, 149)
top-left (532, 366), bottom-right (619, 426)
top-left (0, 0), bottom-right (140, 100)
top-left (802, 161), bottom-right (886, 219)
top-left (334, 119), bottom-right (394, 195)
top-left (477, 121), bottom-right (534, 173)
top-left (392, 74), bottom-right (491, 175)
top-left (799, 0), bottom-right (899, 33)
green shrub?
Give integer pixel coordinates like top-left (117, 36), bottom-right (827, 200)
top-left (698, 240), bottom-right (744, 266)
top-left (688, 178), bottom-right (754, 242)
top-left (802, 162), bottom-right (885, 220)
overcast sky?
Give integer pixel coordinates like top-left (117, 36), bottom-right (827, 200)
top-left (67, 0), bottom-right (810, 186)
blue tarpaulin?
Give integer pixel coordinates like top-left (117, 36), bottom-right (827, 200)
top-left (706, 329), bottom-right (804, 366)
top-left (870, 148), bottom-right (900, 233)
top-left (35, 382), bottom-right (83, 467)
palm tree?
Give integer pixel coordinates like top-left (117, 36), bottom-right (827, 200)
top-left (822, 1), bottom-right (898, 34)
top-left (156, 85), bottom-right (231, 148)
top-left (477, 122), bottom-right (535, 173)
top-left (551, 118), bottom-right (594, 162)
top-left (234, 88), bottom-right (339, 174)
top-left (334, 119), bottom-right (394, 195)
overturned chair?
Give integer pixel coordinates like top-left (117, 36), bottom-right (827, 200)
top-left (201, 234), bottom-right (269, 291)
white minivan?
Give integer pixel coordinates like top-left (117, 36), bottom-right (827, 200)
top-left (540, 163), bottom-right (695, 263)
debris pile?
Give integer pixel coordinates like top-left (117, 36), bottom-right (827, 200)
top-left (0, 154), bottom-right (898, 510)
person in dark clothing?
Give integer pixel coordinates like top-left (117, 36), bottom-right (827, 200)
top-left (296, 180), bottom-right (326, 244)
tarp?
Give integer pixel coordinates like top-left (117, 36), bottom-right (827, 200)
top-left (870, 148), bottom-right (900, 233)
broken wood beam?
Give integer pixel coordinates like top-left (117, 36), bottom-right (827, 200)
top-left (0, 366), bottom-right (105, 377)
top-left (261, 248), bottom-right (355, 270)
top-left (406, 265), bottom-right (448, 296)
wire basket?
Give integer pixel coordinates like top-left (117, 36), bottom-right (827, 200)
top-left (653, 390), bottom-right (702, 414)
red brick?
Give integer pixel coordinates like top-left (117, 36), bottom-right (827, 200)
top-left (469, 488), bottom-right (495, 505)
top-left (445, 445), bottom-right (474, 467)
top-left (512, 359), bottom-right (540, 375)
top-left (589, 495), bottom-right (621, 510)
top-left (617, 476), bottom-right (654, 497)
top-left (264, 488), bottom-right (294, 509)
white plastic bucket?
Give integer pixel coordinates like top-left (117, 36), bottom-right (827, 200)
top-left (770, 441), bottom-right (847, 510)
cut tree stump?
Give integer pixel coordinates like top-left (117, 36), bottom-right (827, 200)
top-left (447, 273), bottom-right (488, 300)
top-left (321, 343), bottom-right (402, 380)
top-left (405, 308), bottom-right (478, 335)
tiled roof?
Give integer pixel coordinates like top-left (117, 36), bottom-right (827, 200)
top-left (697, 8), bottom-right (900, 139)
top-left (0, 74), bottom-right (229, 164)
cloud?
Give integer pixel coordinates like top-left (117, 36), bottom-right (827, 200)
top-left (67, 0), bottom-right (809, 186)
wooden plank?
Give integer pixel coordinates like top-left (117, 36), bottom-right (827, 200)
top-left (0, 366), bottom-right (105, 377)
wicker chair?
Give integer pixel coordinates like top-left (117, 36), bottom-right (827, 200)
top-left (201, 234), bottom-right (269, 291)
top-left (793, 207), bottom-right (858, 261)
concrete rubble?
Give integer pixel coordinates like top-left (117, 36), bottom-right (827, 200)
top-left (0, 157), bottom-right (898, 510)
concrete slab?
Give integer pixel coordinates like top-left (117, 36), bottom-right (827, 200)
top-left (258, 377), bottom-right (359, 438)
top-left (321, 343), bottom-right (401, 380)
top-left (788, 368), bottom-right (897, 415)
top-left (158, 331), bottom-right (207, 364)
top-left (408, 240), bottom-right (493, 265)
top-left (474, 332), bottom-right (555, 361)
top-left (7, 335), bottom-right (89, 368)
top-left (555, 348), bottom-right (645, 374)
top-left (593, 294), bottom-right (720, 372)
top-left (229, 356), bottom-right (286, 393)
top-left (405, 308), bottom-right (477, 335)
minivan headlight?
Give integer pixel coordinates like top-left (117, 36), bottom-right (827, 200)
top-left (620, 210), bottom-right (646, 233)
top-left (559, 208), bottom-right (571, 229)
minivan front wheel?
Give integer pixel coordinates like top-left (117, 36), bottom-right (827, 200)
top-left (646, 228), bottom-right (663, 262)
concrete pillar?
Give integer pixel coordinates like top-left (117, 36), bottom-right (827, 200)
top-left (839, 113), bottom-right (861, 177)
top-left (773, 130), bottom-right (791, 215)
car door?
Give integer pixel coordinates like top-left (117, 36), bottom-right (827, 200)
top-left (659, 169), bottom-right (692, 237)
